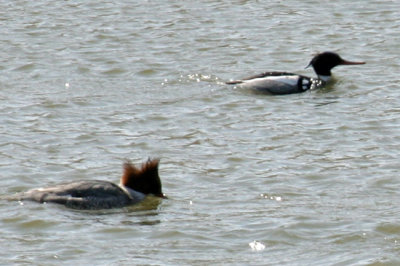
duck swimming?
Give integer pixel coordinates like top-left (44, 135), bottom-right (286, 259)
top-left (16, 158), bottom-right (166, 210)
top-left (226, 51), bottom-right (365, 95)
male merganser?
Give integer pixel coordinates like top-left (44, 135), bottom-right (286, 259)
top-left (226, 51), bottom-right (365, 95)
top-left (15, 158), bottom-right (166, 210)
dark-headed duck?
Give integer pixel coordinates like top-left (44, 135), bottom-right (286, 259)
top-left (226, 51), bottom-right (365, 95)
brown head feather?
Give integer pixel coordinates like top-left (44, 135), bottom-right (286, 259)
top-left (120, 158), bottom-right (164, 197)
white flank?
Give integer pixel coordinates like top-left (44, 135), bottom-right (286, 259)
top-left (239, 75), bottom-right (300, 90)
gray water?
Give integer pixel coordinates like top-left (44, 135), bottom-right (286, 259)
top-left (1, 0), bottom-right (400, 265)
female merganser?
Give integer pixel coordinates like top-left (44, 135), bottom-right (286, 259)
top-left (226, 51), bottom-right (365, 95)
top-left (16, 158), bottom-right (166, 210)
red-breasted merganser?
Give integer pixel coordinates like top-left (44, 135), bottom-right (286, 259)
top-left (226, 52), bottom-right (365, 95)
top-left (16, 159), bottom-right (166, 209)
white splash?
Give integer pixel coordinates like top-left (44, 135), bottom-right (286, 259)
top-left (260, 193), bottom-right (283, 202)
top-left (249, 240), bottom-right (265, 251)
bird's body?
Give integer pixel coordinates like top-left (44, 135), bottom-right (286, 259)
top-left (226, 52), bottom-right (365, 95)
top-left (227, 72), bottom-right (317, 95)
top-left (20, 180), bottom-right (145, 209)
top-left (14, 159), bottom-right (166, 210)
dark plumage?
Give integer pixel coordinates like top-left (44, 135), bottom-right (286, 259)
top-left (14, 158), bottom-right (166, 210)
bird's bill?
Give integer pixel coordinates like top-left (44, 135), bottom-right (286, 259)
top-left (340, 60), bottom-right (366, 65)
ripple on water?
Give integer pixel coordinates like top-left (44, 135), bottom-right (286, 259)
top-left (1, 0), bottom-right (400, 265)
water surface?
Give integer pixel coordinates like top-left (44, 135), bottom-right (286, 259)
top-left (1, 0), bottom-right (400, 265)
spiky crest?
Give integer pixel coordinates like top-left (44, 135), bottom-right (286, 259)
top-left (120, 158), bottom-right (163, 197)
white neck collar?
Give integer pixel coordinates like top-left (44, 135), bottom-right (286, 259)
top-left (119, 183), bottom-right (146, 201)
top-left (318, 75), bottom-right (331, 82)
